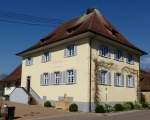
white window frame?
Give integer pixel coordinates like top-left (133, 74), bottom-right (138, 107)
top-left (54, 72), bottom-right (62, 84)
top-left (115, 49), bottom-right (123, 61)
top-left (42, 52), bottom-right (50, 63)
top-left (26, 57), bottom-right (32, 66)
top-left (127, 75), bottom-right (135, 88)
top-left (99, 46), bottom-right (110, 58)
top-left (41, 73), bottom-right (49, 86)
top-left (115, 73), bottom-right (124, 87)
top-left (65, 45), bottom-right (76, 57)
top-left (67, 70), bottom-right (75, 84)
top-left (127, 54), bottom-right (134, 64)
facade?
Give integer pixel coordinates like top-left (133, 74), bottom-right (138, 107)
top-left (3, 65), bottom-right (21, 96)
top-left (140, 70), bottom-right (150, 103)
top-left (17, 8), bottom-right (146, 112)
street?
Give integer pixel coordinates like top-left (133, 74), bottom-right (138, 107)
top-left (29, 110), bottom-right (150, 120)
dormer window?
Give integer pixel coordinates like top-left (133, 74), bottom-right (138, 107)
top-left (25, 57), bottom-right (33, 66)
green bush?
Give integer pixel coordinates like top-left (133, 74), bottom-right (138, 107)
top-left (69, 104), bottom-right (78, 112)
top-left (105, 104), bottom-right (113, 112)
top-left (142, 102), bottom-right (149, 108)
top-left (44, 101), bottom-right (52, 107)
top-left (95, 105), bottom-right (106, 113)
top-left (114, 104), bottom-right (124, 111)
top-left (134, 102), bottom-right (142, 109)
top-left (123, 103), bottom-right (132, 110)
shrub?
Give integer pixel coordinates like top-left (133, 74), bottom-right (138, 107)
top-left (105, 104), bottom-right (113, 112)
top-left (123, 103), bottom-right (132, 110)
top-left (95, 105), bottom-right (106, 113)
top-left (69, 104), bottom-right (78, 112)
top-left (44, 101), bottom-right (52, 107)
top-left (142, 102), bottom-right (149, 108)
top-left (114, 104), bottom-right (124, 111)
top-left (134, 102), bottom-right (142, 109)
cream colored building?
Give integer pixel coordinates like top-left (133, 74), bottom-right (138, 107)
top-left (17, 8), bottom-right (146, 112)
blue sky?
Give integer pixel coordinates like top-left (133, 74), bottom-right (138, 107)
top-left (0, 0), bottom-right (150, 74)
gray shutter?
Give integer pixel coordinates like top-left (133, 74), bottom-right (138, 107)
top-left (31, 58), bottom-right (33, 65)
top-left (40, 74), bottom-right (43, 85)
top-left (49, 52), bottom-right (51, 61)
top-left (108, 72), bottom-right (111, 85)
top-left (25, 59), bottom-right (28, 66)
top-left (62, 71), bottom-right (67, 84)
top-left (126, 75), bottom-right (128, 87)
top-left (64, 48), bottom-right (67, 58)
top-left (114, 50), bottom-right (117, 60)
top-left (60, 72), bottom-right (63, 84)
top-left (51, 73), bottom-right (55, 84)
top-left (133, 76), bottom-right (135, 87)
top-left (73, 69), bottom-right (77, 84)
top-left (122, 74), bottom-right (124, 86)
top-left (74, 45), bottom-right (77, 56)
top-left (114, 73), bottom-right (117, 86)
top-left (97, 70), bottom-right (101, 84)
top-left (48, 73), bottom-right (51, 85)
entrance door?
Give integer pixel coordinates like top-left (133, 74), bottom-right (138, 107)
top-left (26, 76), bottom-right (31, 93)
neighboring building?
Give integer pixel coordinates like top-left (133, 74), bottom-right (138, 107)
top-left (17, 8), bottom-right (146, 112)
top-left (3, 65), bottom-right (21, 96)
top-left (140, 70), bottom-right (150, 102)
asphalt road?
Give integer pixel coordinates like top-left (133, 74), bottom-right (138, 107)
top-left (29, 110), bottom-right (150, 120)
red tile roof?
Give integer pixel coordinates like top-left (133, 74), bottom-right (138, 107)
top-left (17, 8), bottom-right (146, 55)
top-left (4, 65), bottom-right (22, 82)
top-left (140, 70), bottom-right (150, 91)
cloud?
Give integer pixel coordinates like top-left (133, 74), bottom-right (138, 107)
top-left (141, 56), bottom-right (150, 65)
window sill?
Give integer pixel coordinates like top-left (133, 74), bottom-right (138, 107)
top-left (126, 86), bottom-right (135, 88)
top-left (114, 85), bottom-right (124, 87)
top-left (98, 84), bottom-right (111, 86)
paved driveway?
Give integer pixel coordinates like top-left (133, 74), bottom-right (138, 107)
top-left (28, 110), bottom-right (150, 120)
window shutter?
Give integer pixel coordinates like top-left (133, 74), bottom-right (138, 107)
top-left (42, 55), bottom-right (45, 63)
top-left (73, 69), bottom-right (77, 84)
top-left (133, 76), bottom-right (135, 87)
top-left (40, 74), bottom-right (43, 85)
top-left (48, 73), bottom-right (51, 85)
top-left (49, 52), bottom-right (51, 61)
top-left (126, 75), bottom-right (128, 87)
top-left (99, 47), bottom-right (102, 56)
top-left (74, 45), bottom-right (77, 56)
top-left (62, 71), bottom-right (67, 84)
top-left (122, 74), bottom-right (124, 86)
top-left (64, 48), bottom-right (68, 58)
top-left (114, 73), bottom-right (117, 86)
top-left (114, 50), bottom-right (117, 60)
top-left (51, 73), bottom-right (55, 84)
top-left (108, 72), bottom-right (111, 85)
top-left (60, 72), bottom-right (63, 84)
top-left (25, 59), bottom-right (28, 66)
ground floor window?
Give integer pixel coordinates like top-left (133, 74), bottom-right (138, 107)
top-left (126, 75), bottom-right (135, 87)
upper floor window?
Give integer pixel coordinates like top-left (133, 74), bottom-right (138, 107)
top-left (127, 54), bottom-right (134, 64)
top-left (54, 72), bottom-right (62, 84)
top-left (126, 75), bottom-right (135, 88)
top-left (99, 70), bottom-right (111, 85)
top-left (42, 52), bottom-right (51, 63)
top-left (26, 57), bottom-right (33, 66)
top-left (99, 46), bottom-right (111, 58)
top-left (64, 45), bottom-right (77, 57)
top-left (114, 49), bottom-right (123, 61)
top-left (114, 73), bottom-right (124, 87)
top-left (67, 69), bottom-right (76, 84)
top-left (40, 73), bottom-right (49, 86)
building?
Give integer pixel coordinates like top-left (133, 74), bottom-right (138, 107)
top-left (3, 65), bottom-right (21, 96)
top-left (17, 8), bottom-right (146, 112)
top-left (140, 70), bottom-right (150, 103)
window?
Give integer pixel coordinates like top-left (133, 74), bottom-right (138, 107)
top-left (127, 54), bottom-right (134, 64)
top-left (114, 73), bottom-right (124, 87)
top-left (126, 75), bottom-right (135, 87)
top-left (64, 45), bottom-right (77, 57)
top-left (114, 50), bottom-right (123, 61)
top-left (42, 52), bottom-right (50, 63)
top-left (99, 70), bottom-right (111, 85)
top-left (54, 72), bottom-right (62, 84)
top-left (26, 57), bottom-right (33, 66)
top-left (40, 73), bottom-right (49, 86)
top-left (67, 70), bottom-right (76, 84)
top-left (99, 46), bottom-right (110, 58)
